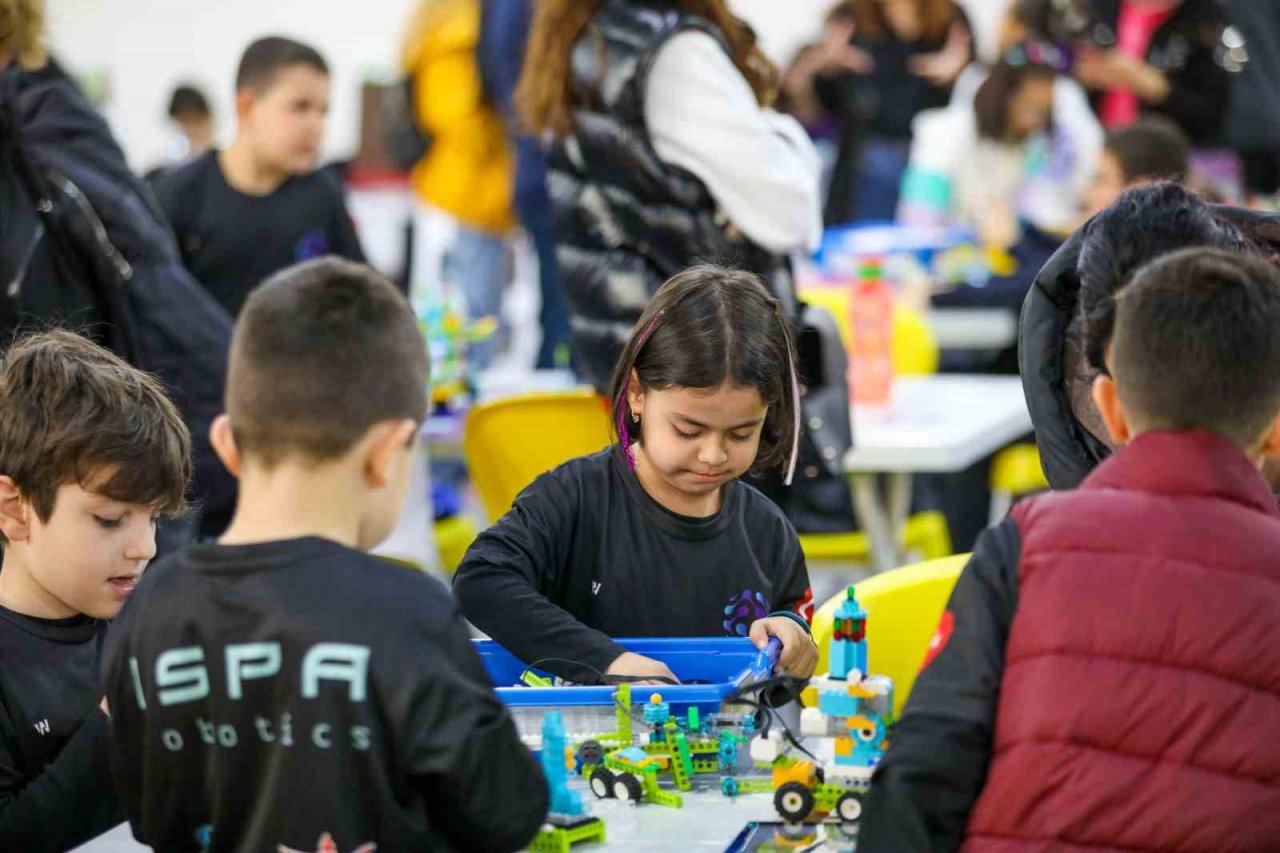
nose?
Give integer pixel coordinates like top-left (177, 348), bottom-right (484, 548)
top-left (698, 436), bottom-right (729, 468)
top-left (124, 520), bottom-right (158, 564)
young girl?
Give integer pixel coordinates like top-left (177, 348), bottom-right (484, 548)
top-left (453, 266), bottom-right (818, 684)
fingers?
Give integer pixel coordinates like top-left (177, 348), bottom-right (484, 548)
top-left (749, 618), bottom-right (771, 650)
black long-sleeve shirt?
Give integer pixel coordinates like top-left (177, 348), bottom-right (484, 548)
top-left (0, 604), bottom-right (122, 851)
top-left (102, 537), bottom-right (548, 853)
top-left (153, 151), bottom-right (365, 318)
top-left (453, 447), bottom-right (814, 683)
top-left (858, 519), bottom-right (1021, 853)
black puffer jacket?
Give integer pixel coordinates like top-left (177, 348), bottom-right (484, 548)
top-left (1018, 205), bottom-right (1280, 489)
top-left (547, 0), bottom-right (786, 390)
top-left (1083, 0), bottom-right (1237, 145)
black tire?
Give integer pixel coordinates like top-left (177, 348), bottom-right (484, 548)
top-left (589, 767), bottom-right (614, 799)
top-left (774, 781), bottom-right (815, 822)
top-left (613, 773), bottom-right (643, 802)
top-left (836, 791), bottom-right (864, 822)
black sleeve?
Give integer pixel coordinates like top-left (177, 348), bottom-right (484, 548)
top-left (406, 614), bottom-right (548, 853)
top-left (0, 708), bottom-right (123, 852)
top-left (452, 472), bottom-right (626, 683)
top-left (327, 186), bottom-right (367, 263)
top-left (857, 518), bottom-right (1021, 853)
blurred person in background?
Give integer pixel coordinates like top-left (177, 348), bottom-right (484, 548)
top-left (1074, 0), bottom-right (1235, 147)
top-left (0, 0), bottom-right (232, 545)
top-left (403, 0), bottom-right (514, 370)
top-left (477, 0), bottom-right (574, 370)
top-left (1085, 116), bottom-right (1189, 217)
top-left (780, 0), bottom-right (973, 224)
top-left (516, 0), bottom-right (821, 392)
top-left (1222, 0), bottom-right (1280, 206)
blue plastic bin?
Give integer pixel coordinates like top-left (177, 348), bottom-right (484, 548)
top-left (474, 637), bottom-right (768, 742)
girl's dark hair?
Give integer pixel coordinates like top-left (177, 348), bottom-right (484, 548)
top-left (608, 265), bottom-right (799, 477)
top-left (974, 45), bottom-right (1058, 141)
top-left (1078, 182), bottom-right (1248, 373)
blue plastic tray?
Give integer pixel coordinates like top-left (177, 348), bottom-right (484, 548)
top-left (475, 637), bottom-right (767, 717)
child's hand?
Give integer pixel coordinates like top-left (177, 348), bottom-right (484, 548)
top-left (605, 651), bottom-right (680, 685)
top-left (749, 617), bottom-right (818, 679)
top-left (99, 696), bottom-right (109, 718)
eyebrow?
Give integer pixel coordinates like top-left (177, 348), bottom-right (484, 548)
top-left (672, 413), bottom-right (765, 431)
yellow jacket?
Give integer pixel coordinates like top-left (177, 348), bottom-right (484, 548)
top-left (402, 0), bottom-right (514, 234)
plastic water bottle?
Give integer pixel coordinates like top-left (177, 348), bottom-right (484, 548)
top-left (849, 259), bottom-right (894, 404)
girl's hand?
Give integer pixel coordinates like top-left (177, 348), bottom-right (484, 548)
top-left (605, 651), bottom-right (680, 685)
top-left (749, 616), bottom-right (818, 679)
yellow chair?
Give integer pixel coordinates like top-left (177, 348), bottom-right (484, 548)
top-left (989, 442), bottom-right (1049, 524)
top-left (809, 554), bottom-right (969, 718)
top-left (434, 515), bottom-right (480, 574)
top-left (797, 288), bottom-right (950, 565)
top-left (464, 390), bottom-right (613, 521)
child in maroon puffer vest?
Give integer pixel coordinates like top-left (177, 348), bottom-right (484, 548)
top-left (861, 247), bottom-right (1280, 853)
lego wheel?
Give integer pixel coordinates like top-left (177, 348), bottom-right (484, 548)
top-left (836, 791), bottom-right (864, 822)
top-left (774, 782), bottom-right (815, 822)
top-left (613, 773), bottom-right (643, 802)
top-left (589, 767), bottom-right (615, 799)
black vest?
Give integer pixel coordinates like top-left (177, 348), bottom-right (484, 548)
top-left (547, 0), bottom-right (785, 389)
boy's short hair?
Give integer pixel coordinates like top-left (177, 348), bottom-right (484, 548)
top-left (0, 330), bottom-right (191, 540)
top-left (227, 257), bottom-right (429, 467)
top-left (1110, 248), bottom-right (1280, 448)
top-left (235, 36), bottom-right (328, 93)
top-left (168, 84), bottom-right (211, 120)
top-left (1105, 117), bottom-right (1190, 185)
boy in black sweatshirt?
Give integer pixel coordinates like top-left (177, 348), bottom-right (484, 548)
top-left (102, 258), bottom-right (547, 852)
top-left (0, 330), bottom-right (192, 851)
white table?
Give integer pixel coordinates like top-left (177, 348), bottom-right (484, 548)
top-left (928, 307), bottom-right (1018, 351)
top-left (845, 375), bottom-right (1032, 570)
top-left (74, 788), bottom-right (812, 853)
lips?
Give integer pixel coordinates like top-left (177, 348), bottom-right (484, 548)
top-left (108, 575), bottom-right (140, 597)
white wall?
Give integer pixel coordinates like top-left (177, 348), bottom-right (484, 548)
top-left (47, 0), bottom-right (1006, 171)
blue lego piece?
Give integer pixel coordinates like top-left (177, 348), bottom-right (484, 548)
top-left (830, 586), bottom-right (868, 680)
top-left (643, 693), bottom-right (671, 728)
top-left (541, 712), bottom-right (586, 818)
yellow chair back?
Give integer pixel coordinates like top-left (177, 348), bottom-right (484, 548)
top-left (810, 554), bottom-right (969, 718)
top-left (798, 287), bottom-right (940, 376)
top-left (463, 391), bottom-right (613, 521)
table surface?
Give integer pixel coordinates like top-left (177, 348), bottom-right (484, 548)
top-left (73, 787), bottom-right (843, 853)
top-left (845, 374), bottom-right (1032, 474)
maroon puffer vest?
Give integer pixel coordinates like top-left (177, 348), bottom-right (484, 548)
top-left (964, 431), bottom-right (1280, 852)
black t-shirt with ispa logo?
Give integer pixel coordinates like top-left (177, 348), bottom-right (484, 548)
top-left (101, 537), bottom-right (547, 853)
top-left (0, 605), bottom-right (122, 851)
top-left (453, 447), bottom-right (814, 684)
top-left (153, 151), bottom-right (365, 318)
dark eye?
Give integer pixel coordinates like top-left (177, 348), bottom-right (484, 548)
top-left (674, 427), bottom-right (700, 440)
top-left (729, 432), bottom-right (754, 443)
top-left (95, 516), bottom-right (124, 530)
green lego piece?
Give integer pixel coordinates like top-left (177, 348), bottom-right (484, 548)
top-left (528, 817), bottom-right (608, 853)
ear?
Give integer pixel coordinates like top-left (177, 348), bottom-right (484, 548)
top-left (363, 420), bottom-right (418, 488)
top-left (234, 89), bottom-right (255, 123)
top-left (0, 476), bottom-right (31, 544)
top-left (1091, 373), bottom-right (1132, 447)
top-left (626, 369), bottom-right (644, 420)
top-left (210, 415), bottom-right (242, 479)
top-left (1256, 413), bottom-right (1280, 460)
